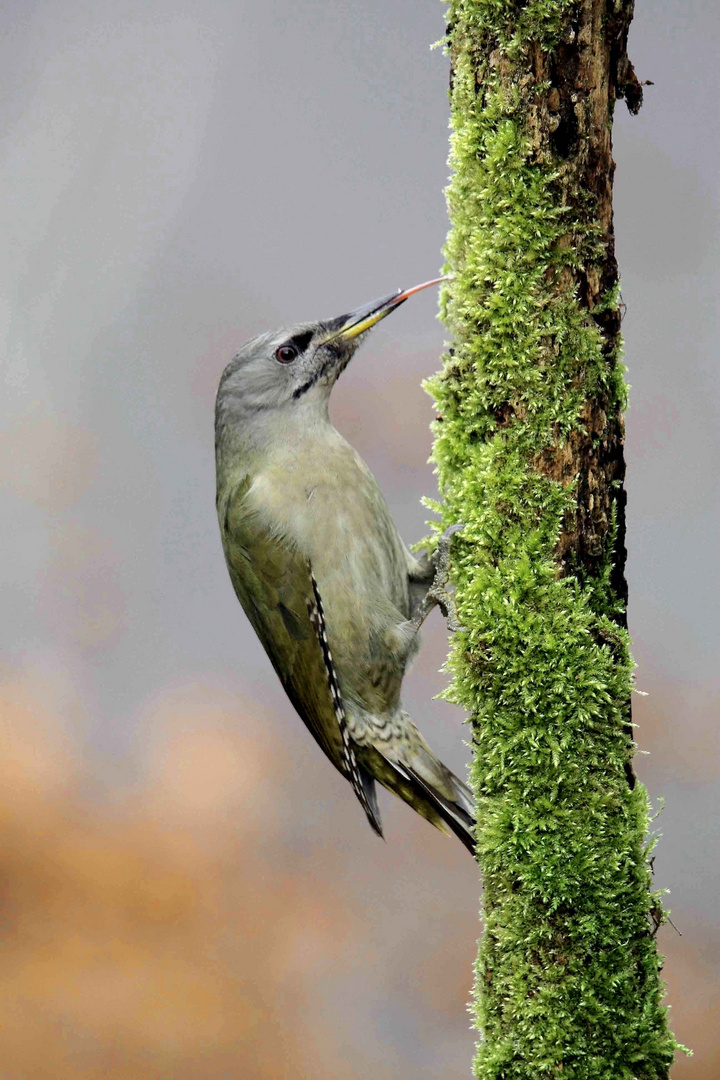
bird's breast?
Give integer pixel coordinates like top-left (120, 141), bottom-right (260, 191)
top-left (246, 440), bottom-right (410, 621)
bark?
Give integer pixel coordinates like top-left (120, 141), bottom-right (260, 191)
top-left (525, 1), bottom-right (637, 606)
top-left (428, 2), bottom-right (680, 1076)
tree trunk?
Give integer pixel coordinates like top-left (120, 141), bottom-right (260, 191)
top-left (428, 2), bottom-right (679, 1076)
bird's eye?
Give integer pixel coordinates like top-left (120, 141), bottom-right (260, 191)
top-left (275, 344), bottom-right (298, 364)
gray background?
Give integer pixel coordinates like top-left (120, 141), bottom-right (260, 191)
top-left (1, 1), bottom-right (718, 1075)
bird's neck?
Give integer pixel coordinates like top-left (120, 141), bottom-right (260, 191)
top-left (216, 395), bottom-right (340, 481)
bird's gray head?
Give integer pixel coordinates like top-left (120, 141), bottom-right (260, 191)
top-left (215, 278), bottom-right (444, 441)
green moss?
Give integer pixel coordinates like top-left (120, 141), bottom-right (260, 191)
top-left (448, 0), bottom-right (581, 56)
top-left (428, 3), bottom-right (680, 1077)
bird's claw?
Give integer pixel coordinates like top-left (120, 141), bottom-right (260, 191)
top-left (432, 522), bottom-right (465, 575)
top-left (434, 591), bottom-right (467, 635)
top-left (412, 523), bottom-right (467, 634)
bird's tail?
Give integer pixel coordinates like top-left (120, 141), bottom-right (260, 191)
top-left (357, 735), bottom-right (476, 857)
top-left (401, 758), bottom-right (476, 855)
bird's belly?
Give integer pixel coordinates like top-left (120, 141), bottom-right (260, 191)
top-left (308, 524), bottom-right (416, 716)
top-left (250, 464), bottom-right (410, 612)
top-left (304, 493), bottom-right (409, 619)
top-left (247, 455), bottom-right (414, 712)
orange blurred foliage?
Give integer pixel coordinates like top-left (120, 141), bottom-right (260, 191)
top-left (0, 680), bottom-right (359, 1079)
top-left (0, 677), bottom-right (715, 1078)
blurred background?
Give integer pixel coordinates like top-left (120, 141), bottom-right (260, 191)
top-left (1, 0), bottom-right (718, 1075)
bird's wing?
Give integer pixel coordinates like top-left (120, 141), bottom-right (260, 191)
top-left (221, 477), bottom-right (342, 765)
top-left (220, 476), bottom-right (382, 831)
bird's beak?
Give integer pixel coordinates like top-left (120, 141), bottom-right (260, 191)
top-left (322, 277), bottom-right (447, 344)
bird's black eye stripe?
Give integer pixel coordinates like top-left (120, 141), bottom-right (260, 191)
top-left (290, 329), bottom-right (314, 352)
top-left (275, 329), bottom-right (313, 365)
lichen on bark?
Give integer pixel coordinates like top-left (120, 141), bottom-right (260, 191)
top-left (427, 1), bottom-right (680, 1076)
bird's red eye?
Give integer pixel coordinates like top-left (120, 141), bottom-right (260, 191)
top-left (275, 344), bottom-right (298, 364)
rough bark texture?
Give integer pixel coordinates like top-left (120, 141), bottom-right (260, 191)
top-left (426, 2), bottom-right (679, 1077)
top-left (525, 1), bottom-right (637, 606)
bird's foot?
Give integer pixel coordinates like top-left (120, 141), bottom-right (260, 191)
top-left (411, 524), bottom-right (467, 634)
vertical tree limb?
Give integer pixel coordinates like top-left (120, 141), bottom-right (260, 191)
top-left (428, 2), bottom-right (679, 1075)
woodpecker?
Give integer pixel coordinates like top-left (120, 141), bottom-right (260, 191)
top-left (215, 279), bottom-right (474, 854)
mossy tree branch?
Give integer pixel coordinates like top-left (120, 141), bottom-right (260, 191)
top-left (427, 2), bottom-right (680, 1076)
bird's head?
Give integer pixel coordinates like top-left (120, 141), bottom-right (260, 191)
top-left (215, 278), bottom-right (444, 431)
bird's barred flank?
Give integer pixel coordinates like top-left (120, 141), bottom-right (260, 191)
top-left (306, 563), bottom-right (371, 817)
